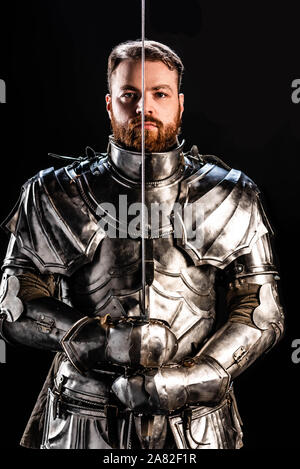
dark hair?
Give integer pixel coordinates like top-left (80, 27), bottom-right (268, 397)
top-left (107, 39), bottom-right (184, 93)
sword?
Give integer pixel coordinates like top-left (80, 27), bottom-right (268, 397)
top-left (113, 3), bottom-right (175, 448)
top-left (140, 0), bottom-right (147, 320)
top-left (138, 1), bottom-right (168, 450)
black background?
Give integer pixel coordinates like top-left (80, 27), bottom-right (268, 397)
top-left (0, 0), bottom-right (299, 450)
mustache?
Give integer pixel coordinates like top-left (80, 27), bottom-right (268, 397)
top-left (129, 115), bottom-right (163, 128)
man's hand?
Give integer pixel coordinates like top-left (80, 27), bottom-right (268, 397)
top-left (111, 368), bottom-right (188, 414)
top-left (112, 357), bottom-right (230, 414)
top-left (61, 316), bottom-right (179, 374)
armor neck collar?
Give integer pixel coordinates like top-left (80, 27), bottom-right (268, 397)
top-left (107, 135), bottom-right (185, 182)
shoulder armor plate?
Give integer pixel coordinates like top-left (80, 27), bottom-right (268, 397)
top-left (2, 166), bottom-right (106, 276)
top-left (175, 162), bottom-right (269, 269)
top-left (2, 157), bottom-right (270, 274)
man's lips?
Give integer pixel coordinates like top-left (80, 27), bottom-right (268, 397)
top-left (135, 122), bottom-right (158, 129)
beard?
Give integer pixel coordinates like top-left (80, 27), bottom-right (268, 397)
top-left (110, 106), bottom-right (182, 153)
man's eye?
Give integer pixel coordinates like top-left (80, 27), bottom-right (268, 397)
top-left (155, 92), bottom-right (168, 98)
top-left (122, 92), bottom-right (136, 99)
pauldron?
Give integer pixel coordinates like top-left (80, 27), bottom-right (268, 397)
top-left (2, 145), bottom-right (268, 275)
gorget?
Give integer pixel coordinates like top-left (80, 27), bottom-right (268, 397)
top-left (107, 135), bottom-right (185, 182)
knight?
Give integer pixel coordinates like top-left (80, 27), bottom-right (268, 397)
top-left (0, 40), bottom-right (285, 449)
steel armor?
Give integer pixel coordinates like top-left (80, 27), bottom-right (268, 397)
top-left (0, 137), bottom-right (285, 449)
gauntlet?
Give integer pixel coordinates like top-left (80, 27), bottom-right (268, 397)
top-left (112, 355), bottom-right (230, 413)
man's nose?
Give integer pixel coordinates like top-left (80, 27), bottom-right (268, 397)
top-left (136, 94), bottom-right (154, 115)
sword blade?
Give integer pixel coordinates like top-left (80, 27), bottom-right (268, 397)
top-left (141, 0), bottom-right (147, 319)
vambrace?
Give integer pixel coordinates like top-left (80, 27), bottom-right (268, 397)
top-left (0, 271), bottom-right (108, 373)
top-left (198, 233), bottom-right (285, 380)
top-left (198, 279), bottom-right (284, 380)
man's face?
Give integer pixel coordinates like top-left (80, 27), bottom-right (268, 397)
top-left (106, 59), bottom-right (184, 152)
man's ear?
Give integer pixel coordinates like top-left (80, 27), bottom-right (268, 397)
top-left (105, 94), bottom-right (112, 119)
top-left (179, 93), bottom-right (184, 118)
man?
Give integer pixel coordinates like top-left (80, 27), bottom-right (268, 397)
top-left (0, 40), bottom-right (285, 449)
